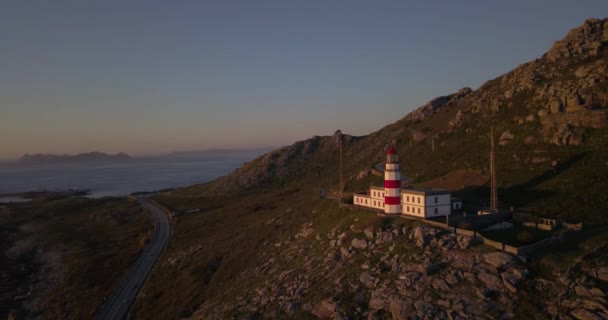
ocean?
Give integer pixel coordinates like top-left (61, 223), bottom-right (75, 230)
top-left (0, 150), bottom-right (265, 198)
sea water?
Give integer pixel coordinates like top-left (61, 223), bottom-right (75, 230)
top-left (0, 151), bottom-right (264, 198)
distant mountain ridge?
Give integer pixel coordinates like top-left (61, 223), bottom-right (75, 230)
top-left (18, 152), bottom-right (132, 164)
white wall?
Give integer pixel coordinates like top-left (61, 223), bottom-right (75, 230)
top-left (402, 204), bottom-right (425, 217)
top-left (354, 195), bottom-right (384, 210)
top-left (402, 193), bottom-right (424, 205)
top-left (425, 194), bottom-right (451, 206)
top-left (425, 205), bottom-right (451, 217)
top-left (370, 188), bottom-right (384, 200)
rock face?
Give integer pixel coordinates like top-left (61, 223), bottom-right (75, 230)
top-left (546, 18), bottom-right (608, 62)
top-left (195, 221), bottom-right (539, 320)
top-left (351, 238), bottom-right (368, 250)
top-left (483, 252), bottom-right (515, 269)
top-left (403, 87), bottom-right (473, 122)
top-left (499, 130), bottom-right (515, 146)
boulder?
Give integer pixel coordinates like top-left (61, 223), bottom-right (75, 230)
top-left (359, 271), bottom-right (377, 288)
top-left (413, 227), bottom-right (428, 247)
top-left (340, 247), bottom-right (350, 258)
top-left (311, 300), bottom-right (337, 319)
top-left (432, 279), bottom-right (449, 290)
top-left (456, 234), bottom-right (474, 249)
top-left (368, 289), bottom-right (390, 310)
top-left (478, 272), bottom-right (503, 292)
top-left (575, 65), bottom-right (592, 78)
top-left (351, 238), bottom-right (368, 250)
top-left (363, 226), bottom-right (375, 239)
top-left (501, 272), bottom-right (520, 293)
top-left (483, 252), bottom-right (515, 269)
top-left (538, 109), bottom-right (549, 117)
top-left (571, 309), bottom-right (602, 320)
top-left (525, 114), bottom-right (535, 122)
top-left (499, 130), bottom-right (515, 146)
top-left (357, 170), bottom-right (370, 180)
top-left (388, 298), bottom-right (411, 320)
top-left (592, 267), bottom-right (608, 282)
top-left (419, 260), bottom-right (439, 276)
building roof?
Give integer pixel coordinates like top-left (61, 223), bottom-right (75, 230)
top-left (401, 187), bottom-right (450, 196)
top-left (370, 186), bottom-right (385, 190)
top-left (387, 146), bottom-right (396, 155)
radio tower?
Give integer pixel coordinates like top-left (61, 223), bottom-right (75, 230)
top-left (334, 130), bottom-right (344, 195)
top-left (490, 126), bottom-right (498, 211)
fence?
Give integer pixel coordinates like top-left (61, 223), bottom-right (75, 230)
top-left (406, 215), bottom-right (566, 257)
top-left (334, 199), bottom-right (571, 257)
top-left (447, 211), bottom-right (513, 229)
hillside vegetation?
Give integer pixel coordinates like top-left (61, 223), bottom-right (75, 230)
top-left (0, 195), bottom-right (153, 319)
top-left (181, 18), bottom-right (608, 224)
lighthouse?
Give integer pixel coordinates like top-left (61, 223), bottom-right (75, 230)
top-left (384, 146), bottom-right (401, 214)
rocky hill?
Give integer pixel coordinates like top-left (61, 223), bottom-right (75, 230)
top-left (182, 18), bottom-right (608, 223)
top-left (131, 19), bottom-right (608, 320)
top-left (134, 189), bottom-right (608, 320)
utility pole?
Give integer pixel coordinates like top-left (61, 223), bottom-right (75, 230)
top-left (334, 130), bottom-right (344, 195)
top-left (339, 137), bottom-right (343, 195)
top-left (490, 126), bottom-right (498, 211)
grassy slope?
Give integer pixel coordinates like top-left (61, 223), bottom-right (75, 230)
top-left (0, 196), bottom-right (153, 319)
top-left (133, 189), bottom-right (430, 319)
top-left (131, 189), bottom-right (324, 319)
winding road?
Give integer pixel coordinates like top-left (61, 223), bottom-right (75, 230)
top-left (95, 197), bottom-right (170, 320)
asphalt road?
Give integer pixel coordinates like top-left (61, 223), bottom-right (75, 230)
top-left (95, 197), bottom-right (170, 320)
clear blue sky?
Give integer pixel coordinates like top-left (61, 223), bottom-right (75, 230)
top-left (1, 1), bottom-right (606, 159)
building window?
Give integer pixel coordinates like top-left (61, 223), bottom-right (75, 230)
top-left (418, 208), bottom-right (421, 214)
top-left (435, 197), bottom-right (438, 204)
top-left (434, 207), bottom-right (438, 215)
top-left (406, 196), bottom-right (409, 202)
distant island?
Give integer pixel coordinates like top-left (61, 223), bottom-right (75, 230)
top-left (18, 152), bottom-right (132, 164)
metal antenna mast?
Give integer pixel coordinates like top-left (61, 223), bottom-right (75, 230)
top-left (490, 126), bottom-right (498, 211)
top-left (334, 130), bottom-right (344, 195)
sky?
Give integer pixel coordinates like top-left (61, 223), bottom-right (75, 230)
top-left (1, 1), bottom-right (607, 160)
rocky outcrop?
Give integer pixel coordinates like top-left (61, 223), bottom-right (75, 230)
top-left (199, 133), bottom-right (359, 194)
top-left (197, 221), bottom-right (536, 319)
top-left (499, 130), bottom-right (515, 146)
top-left (546, 18), bottom-right (608, 62)
top-left (403, 87), bottom-right (472, 122)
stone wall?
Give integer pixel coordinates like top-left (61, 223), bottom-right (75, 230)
top-left (447, 212), bottom-right (513, 229)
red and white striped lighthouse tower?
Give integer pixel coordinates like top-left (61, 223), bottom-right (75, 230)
top-left (384, 146), bottom-right (401, 214)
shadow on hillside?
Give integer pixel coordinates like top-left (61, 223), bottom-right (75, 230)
top-left (455, 152), bottom-right (588, 210)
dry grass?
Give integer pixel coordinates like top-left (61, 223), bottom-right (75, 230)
top-left (0, 195), bottom-right (153, 319)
